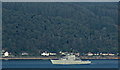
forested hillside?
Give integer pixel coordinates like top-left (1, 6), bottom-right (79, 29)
top-left (2, 2), bottom-right (118, 55)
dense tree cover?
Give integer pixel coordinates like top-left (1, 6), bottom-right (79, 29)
top-left (2, 2), bottom-right (118, 55)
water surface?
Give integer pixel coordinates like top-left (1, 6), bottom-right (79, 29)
top-left (2, 59), bottom-right (118, 68)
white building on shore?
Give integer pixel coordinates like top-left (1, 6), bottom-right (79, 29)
top-left (49, 53), bottom-right (56, 56)
top-left (4, 51), bottom-right (9, 57)
top-left (59, 51), bottom-right (68, 55)
top-left (87, 52), bottom-right (93, 56)
top-left (100, 53), bottom-right (115, 56)
top-left (41, 52), bottom-right (49, 56)
top-left (22, 52), bottom-right (29, 56)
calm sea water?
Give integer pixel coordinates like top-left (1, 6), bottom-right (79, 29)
top-left (2, 59), bottom-right (118, 68)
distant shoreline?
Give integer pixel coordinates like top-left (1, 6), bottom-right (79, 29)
top-left (0, 56), bottom-right (119, 60)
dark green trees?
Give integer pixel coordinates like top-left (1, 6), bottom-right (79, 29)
top-left (2, 2), bottom-right (118, 55)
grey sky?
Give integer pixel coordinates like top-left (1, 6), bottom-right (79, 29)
top-left (1, 0), bottom-right (120, 2)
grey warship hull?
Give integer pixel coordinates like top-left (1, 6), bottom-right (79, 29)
top-left (51, 60), bottom-right (91, 64)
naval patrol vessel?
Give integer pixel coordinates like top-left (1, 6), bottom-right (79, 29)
top-left (50, 54), bottom-right (91, 64)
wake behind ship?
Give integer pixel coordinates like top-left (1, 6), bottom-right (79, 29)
top-left (50, 54), bottom-right (91, 64)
